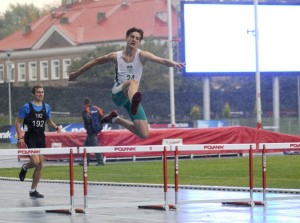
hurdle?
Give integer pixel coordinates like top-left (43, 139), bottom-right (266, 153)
top-left (48, 148), bottom-right (89, 214)
top-left (78, 145), bottom-right (176, 210)
top-left (40, 148), bottom-right (86, 214)
top-left (0, 147), bottom-right (89, 214)
top-left (259, 143), bottom-right (300, 204)
top-left (172, 143), bottom-right (264, 207)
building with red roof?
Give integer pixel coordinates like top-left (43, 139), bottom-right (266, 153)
top-left (0, 0), bottom-right (179, 87)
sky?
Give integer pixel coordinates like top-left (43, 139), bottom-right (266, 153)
top-left (0, 0), bottom-right (61, 14)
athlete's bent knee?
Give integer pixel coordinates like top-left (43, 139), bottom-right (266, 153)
top-left (137, 131), bottom-right (149, 139)
top-left (128, 79), bottom-right (139, 85)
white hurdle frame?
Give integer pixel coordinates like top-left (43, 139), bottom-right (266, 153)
top-left (78, 145), bottom-right (174, 210)
top-left (78, 145), bottom-right (167, 154)
top-left (0, 147), bottom-right (76, 156)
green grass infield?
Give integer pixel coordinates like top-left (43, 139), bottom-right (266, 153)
top-left (0, 155), bottom-right (299, 189)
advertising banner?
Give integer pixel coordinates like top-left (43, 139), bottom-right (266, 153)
top-left (0, 123), bottom-right (114, 144)
top-left (0, 125), bottom-right (16, 144)
top-left (197, 120), bottom-right (229, 128)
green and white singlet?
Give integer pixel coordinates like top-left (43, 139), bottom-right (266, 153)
top-left (112, 49), bottom-right (143, 94)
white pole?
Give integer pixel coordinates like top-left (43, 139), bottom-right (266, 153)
top-left (6, 52), bottom-right (12, 125)
top-left (203, 77), bottom-right (210, 120)
top-left (254, 0), bottom-right (262, 130)
top-left (273, 76), bottom-right (280, 132)
top-left (8, 75), bottom-right (12, 126)
top-left (167, 0), bottom-right (175, 127)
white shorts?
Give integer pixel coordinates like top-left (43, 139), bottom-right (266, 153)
top-left (112, 83), bottom-right (123, 94)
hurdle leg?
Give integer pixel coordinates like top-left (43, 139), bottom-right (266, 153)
top-left (46, 148), bottom-right (76, 214)
top-left (72, 148), bottom-right (88, 214)
top-left (69, 149), bottom-right (76, 214)
top-left (174, 146), bottom-right (179, 209)
top-left (70, 148), bottom-right (87, 214)
top-left (222, 145), bottom-right (264, 206)
top-left (83, 148), bottom-right (88, 213)
top-left (249, 145), bottom-right (254, 206)
top-left (222, 145), bottom-right (256, 206)
top-left (248, 144), bottom-right (264, 206)
top-left (138, 146), bottom-right (175, 210)
top-left (262, 145), bottom-right (267, 204)
top-left (163, 146), bottom-right (169, 210)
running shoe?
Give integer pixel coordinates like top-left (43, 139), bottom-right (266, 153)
top-left (19, 164), bottom-right (27, 181)
top-left (29, 190), bottom-right (44, 198)
top-left (131, 92), bottom-right (142, 115)
top-left (101, 110), bottom-right (118, 123)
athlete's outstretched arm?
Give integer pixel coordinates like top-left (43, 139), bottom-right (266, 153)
top-left (69, 52), bottom-right (117, 81)
top-left (140, 51), bottom-right (185, 69)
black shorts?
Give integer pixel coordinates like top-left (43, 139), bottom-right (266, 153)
top-left (24, 132), bottom-right (46, 148)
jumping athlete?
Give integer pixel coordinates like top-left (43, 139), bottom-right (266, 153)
top-left (15, 85), bottom-right (61, 198)
top-left (69, 27), bottom-right (185, 139)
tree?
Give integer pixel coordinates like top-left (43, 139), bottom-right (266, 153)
top-left (68, 44), bottom-right (122, 87)
top-left (190, 105), bottom-right (201, 127)
top-left (140, 39), bottom-right (170, 92)
top-left (0, 3), bottom-right (41, 40)
top-left (190, 105), bottom-right (201, 120)
top-left (222, 102), bottom-right (231, 118)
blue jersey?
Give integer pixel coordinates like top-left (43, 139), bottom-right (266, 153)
top-left (18, 102), bottom-right (51, 121)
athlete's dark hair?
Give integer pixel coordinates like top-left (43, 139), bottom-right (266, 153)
top-left (31, 85), bottom-right (43, 94)
top-left (126, 27), bottom-right (144, 40)
top-left (83, 97), bottom-right (91, 105)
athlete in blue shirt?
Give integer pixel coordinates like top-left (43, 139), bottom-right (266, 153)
top-left (15, 85), bottom-right (61, 198)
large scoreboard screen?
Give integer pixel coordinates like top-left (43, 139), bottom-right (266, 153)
top-left (181, 2), bottom-right (300, 75)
